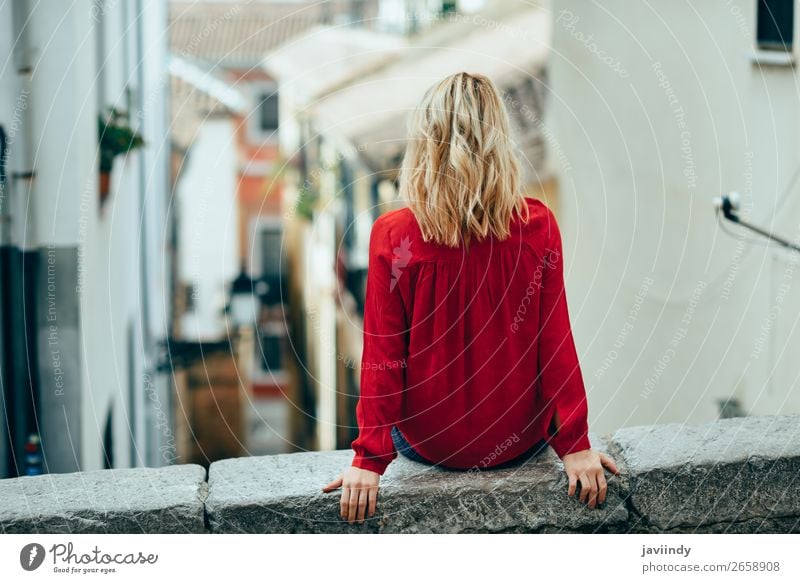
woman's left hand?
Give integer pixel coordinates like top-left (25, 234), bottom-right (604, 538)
top-left (322, 466), bottom-right (381, 524)
top-left (561, 449), bottom-right (620, 509)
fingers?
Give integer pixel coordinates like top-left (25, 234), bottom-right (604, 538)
top-left (355, 488), bottom-right (368, 524)
top-left (567, 472), bottom-right (577, 497)
top-left (347, 487), bottom-right (359, 524)
top-left (335, 471), bottom-right (379, 524)
top-left (577, 472), bottom-right (601, 508)
top-left (348, 486), bottom-right (371, 525)
top-left (368, 486), bottom-right (378, 518)
top-left (340, 487), bottom-right (350, 520)
top-left (597, 472), bottom-right (608, 506)
top-left (340, 484), bottom-right (368, 524)
top-left (587, 473), bottom-right (600, 509)
top-left (322, 475), bottom-right (343, 493)
top-left (578, 473), bottom-right (591, 504)
top-left (600, 453), bottom-right (620, 475)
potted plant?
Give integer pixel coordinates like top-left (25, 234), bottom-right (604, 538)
top-left (98, 107), bottom-right (144, 205)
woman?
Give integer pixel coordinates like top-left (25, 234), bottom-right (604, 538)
top-left (323, 72), bottom-right (619, 524)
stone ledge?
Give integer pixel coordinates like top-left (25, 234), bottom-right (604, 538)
top-left (205, 431), bottom-right (629, 533)
top-left (0, 465), bottom-right (208, 534)
top-left (612, 415), bottom-right (800, 533)
top-left (1, 415), bottom-right (798, 534)
top-left (205, 414), bottom-right (800, 533)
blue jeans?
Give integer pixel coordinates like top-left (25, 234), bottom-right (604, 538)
top-left (391, 425), bottom-right (549, 470)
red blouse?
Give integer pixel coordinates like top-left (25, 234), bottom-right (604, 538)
top-left (351, 197), bottom-right (591, 475)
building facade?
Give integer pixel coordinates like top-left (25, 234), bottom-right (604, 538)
top-left (550, 0), bottom-right (800, 433)
top-left (0, 0), bottom-right (173, 477)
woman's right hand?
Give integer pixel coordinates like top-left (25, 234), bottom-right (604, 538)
top-left (561, 449), bottom-right (620, 509)
top-left (322, 466), bottom-right (381, 524)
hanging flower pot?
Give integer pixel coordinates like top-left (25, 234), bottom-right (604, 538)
top-left (98, 107), bottom-right (144, 209)
top-left (98, 170), bottom-right (111, 205)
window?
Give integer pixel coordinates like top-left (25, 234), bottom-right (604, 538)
top-left (258, 330), bottom-right (285, 373)
top-left (258, 92), bottom-right (279, 132)
top-left (259, 224), bottom-right (284, 279)
top-left (246, 82), bottom-right (279, 143)
top-left (757, 0), bottom-right (794, 51)
top-left (182, 281), bottom-right (196, 312)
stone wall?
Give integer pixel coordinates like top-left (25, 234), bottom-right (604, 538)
top-left (2, 415), bottom-right (798, 534)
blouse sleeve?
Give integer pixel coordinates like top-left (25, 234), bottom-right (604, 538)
top-left (537, 208), bottom-right (592, 459)
top-left (350, 218), bottom-right (409, 475)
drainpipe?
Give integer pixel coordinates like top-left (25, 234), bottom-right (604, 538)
top-left (0, 124), bottom-right (7, 477)
top-left (1, 125), bottom-right (8, 242)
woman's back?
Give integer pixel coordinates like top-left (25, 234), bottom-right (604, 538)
top-left (352, 196), bottom-right (590, 471)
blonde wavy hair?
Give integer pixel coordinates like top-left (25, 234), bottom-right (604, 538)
top-left (399, 72), bottom-right (529, 247)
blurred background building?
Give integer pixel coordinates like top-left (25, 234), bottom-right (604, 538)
top-left (266, 0), bottom-right (552, 451)
top-left (1, 0), bottom-right (798, 479)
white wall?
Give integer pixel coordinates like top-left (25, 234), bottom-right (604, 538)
top-left (0, 0), bottom-right (171, 474)
top-left (177, 118), bottom-right (239, 340)
top-left (80, 0), bottom-right (173, 470)
top-left (550, 0), bottom-right (800, 434)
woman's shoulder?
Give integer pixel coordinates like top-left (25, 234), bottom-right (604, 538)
top-left (520, 197), bottom-right (560, 241)
top-left (368, 207), bottom-right (420, 254)
top-left (375, 206), bottom-right (416, 226)
top-left (371, 206), bottom-right (419, 238)
top-left (522, 196), bottom-right (555, 220)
